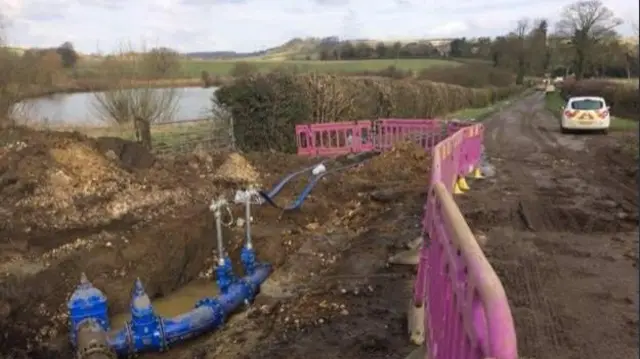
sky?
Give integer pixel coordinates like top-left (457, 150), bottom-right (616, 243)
top-left (1, 0), bottom-right (638, 53)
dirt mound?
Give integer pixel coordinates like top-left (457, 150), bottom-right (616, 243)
top-left (356, 141), bottom-right (430, 182)
top-left (213, 152), bottom-right (261, 186)
top-left (0, 129), bottom-right (196, 236)
top-left (94, 136), bottom-right (155, 169)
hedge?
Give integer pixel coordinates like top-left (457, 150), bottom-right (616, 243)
top-left (215, 71), bottom-right (523, 153)
top-left (559, 79), bottom-right (638, 120)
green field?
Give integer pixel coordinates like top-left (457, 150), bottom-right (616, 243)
top-left (544, 91), bottom-right (637, 131)
top-left (47, 119), bottom-right (222, 154)
top-left (179, 58), bottom-right (460, 77)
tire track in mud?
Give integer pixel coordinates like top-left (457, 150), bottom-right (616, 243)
top-left (481, 94), bottom-right (576, 355)
top-left (519, 258), bottom-right (566, 356)
top-left (479, 93), bottom-right (638, 359)
top-left (485, 93), bottom-right (580, 232)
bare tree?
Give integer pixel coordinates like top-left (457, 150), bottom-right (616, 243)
top-left (0, 15), bottom-right (39, 125)
top-left (529, 19), bottom-right (550, 75)
top-left (555, 0), bottom-right (623, 79)
top-left (91, 43), bottom-right (180, 149)
top-left (512, 18), bottom-right (530, 85)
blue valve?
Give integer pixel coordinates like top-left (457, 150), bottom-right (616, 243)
top-left (215, 256), bottom-right (235, 294)
top-left (240, 246), bottom-right (257, 276)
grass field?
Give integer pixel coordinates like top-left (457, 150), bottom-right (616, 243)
top-left (45, 119), bottom-right (222, 153)
top-left (177, 58), bottom-right (460, 77)
top-left (544, 91), bottom-right (637, 131)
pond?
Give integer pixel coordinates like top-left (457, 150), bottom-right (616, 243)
top-left (17, 86), bottom-right (218, 126)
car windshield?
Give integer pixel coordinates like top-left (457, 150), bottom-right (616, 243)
top-left (570, 99), bottom-right (604, 110)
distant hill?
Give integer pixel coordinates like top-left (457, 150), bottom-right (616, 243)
top-left (185, 50), bottom-right (268, 60)
top-left (183, 37), bottom-right (455, 61)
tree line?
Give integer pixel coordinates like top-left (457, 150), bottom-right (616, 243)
top-left (314, 0), bottom-right (638, 82)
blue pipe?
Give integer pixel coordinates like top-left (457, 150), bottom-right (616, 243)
top-left (259, 159), bottom-right (372, 211)
top-left (69, 264), bottom-right (271, 358)
top-left (265, 161), bottom-right (325, 199)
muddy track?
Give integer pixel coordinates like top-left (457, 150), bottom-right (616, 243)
top-left (462, 92), bottom-right (638, 359)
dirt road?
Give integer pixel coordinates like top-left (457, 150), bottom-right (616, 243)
top-left (460, 93), bottom-right (638, 359)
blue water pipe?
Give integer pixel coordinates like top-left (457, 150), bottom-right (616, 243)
top-left (68, 194), bottom-right (271, 359)
top-left (259, 156), bottom-right (376, 211)
top-left (265, 161), bottom-right (325, 199)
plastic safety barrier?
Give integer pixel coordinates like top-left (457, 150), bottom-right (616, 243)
top-left (375, 119), bottom-right (443, 152)
top-left (295, 121), bottom-right (375, 156)
top-left (295, 119), bottom-right (445, 156)
top-left (415, 124), bottom-right (518, 359)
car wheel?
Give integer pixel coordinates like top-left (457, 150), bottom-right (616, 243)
top-left (600, 129), bottom-right (609, 135)
top-left (560, 126), bottom-right (568, 134)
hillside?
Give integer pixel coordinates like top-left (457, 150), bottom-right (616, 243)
top-left (184, 37), bottom-right (454, 61)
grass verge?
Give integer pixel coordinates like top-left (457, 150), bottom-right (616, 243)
top-left (446, 89), bottom-right (533, 122)
top-left (544, 91), bottom-right (637, 132)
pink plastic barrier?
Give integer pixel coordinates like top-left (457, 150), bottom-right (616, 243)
top-left (458, 125), bottom-right (484, 177)
top-left (376, 119), bottom-right (443, 152)
top-left (294, 119), bottom-right (518, 358)
top-left (295, 121), bottom-right (374, 156)
top-left (446, 120), bottom-right (474, 137)
top-left (296, 119), bottom-right (445, 156)
top-left (415, 124), bottom-right (518, 359)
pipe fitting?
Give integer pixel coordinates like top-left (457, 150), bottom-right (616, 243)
top-left (215, 256), bottom-right (235, 294)
top-left (240, 246), bottom-right (257, 276)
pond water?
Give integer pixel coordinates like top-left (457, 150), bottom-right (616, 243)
top-left (17, 86), bottom-right (218, 126)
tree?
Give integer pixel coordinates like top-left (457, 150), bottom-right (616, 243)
top-left (37, 50), bottom-right (63, 86)
top-left (142, 47), bottom-right (181, 77)
top-left (528, 19), bottom-right (550, 75)
top-left (512, 18), bottom-right (530, 84)
top-left (56, 41), bottom-right (79, 68)
top-left (91, 45), bottom-right (180, 149)
top-left (374, 42), bottom-right (387, 58)
top-left (0, 17), bottom-right (38, 124)
top-left (450, 38), bottom-right (471, 57)
top-left (548, 35), bottom-right (575, 76)
top-left (392, 42), bottom-right (402, 59)
top-left (490, 36), bottom-right (510, 68)
top-left (555, 0), bottom-right (623, 79)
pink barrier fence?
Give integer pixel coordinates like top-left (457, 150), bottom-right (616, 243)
top-left (294, 118), bottom-right (446, 156)
top-left (416, 124), bottom-right (518, 359)
top-left (295, 121), bottom-right (374, 156)
top-left (376, 119), bottom-right (443, 152)
top-left (294, 119), bottom-right (518, 358)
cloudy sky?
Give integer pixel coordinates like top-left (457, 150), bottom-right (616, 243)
top-left (1, 0), bottom-right (638, 53)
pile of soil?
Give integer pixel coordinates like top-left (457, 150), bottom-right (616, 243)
top-left (0, 129), bottom-right (200, 235)
top-left (355, 141), bottom-right (430, 182)
top-left (213, 152), bottom-right (261, 186)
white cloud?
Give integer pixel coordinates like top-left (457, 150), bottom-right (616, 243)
top-left (2, 0), bottom-right (637, 52)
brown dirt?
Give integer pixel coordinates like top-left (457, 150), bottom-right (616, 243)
top-left (3, 93), bottom-right (633, 359)
top-left (0, 126), bottom-right (429, 359)
top-left (458, 93), bottom-right (638, 359)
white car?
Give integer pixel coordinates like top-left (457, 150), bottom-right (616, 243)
top-left (560, 96), bottom-right (610, 134)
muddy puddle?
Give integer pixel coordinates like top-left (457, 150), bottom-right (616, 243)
top-left (109, 279), bottom-right (220, 328)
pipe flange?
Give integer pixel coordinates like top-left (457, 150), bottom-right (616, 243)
top-left (77, 341), bottom-right (116, 359)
